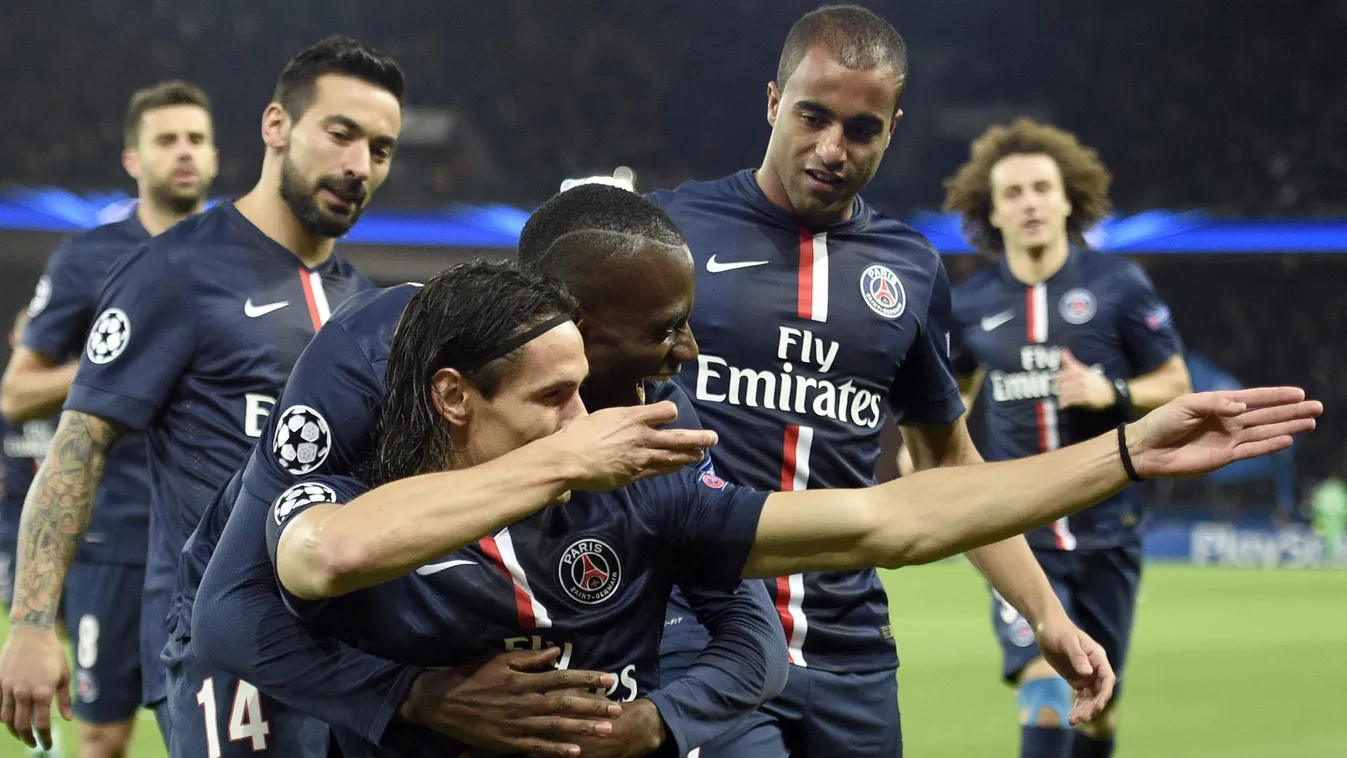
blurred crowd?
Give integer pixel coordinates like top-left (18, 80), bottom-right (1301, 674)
top-left (3, 0), bottom-right (1345, 214)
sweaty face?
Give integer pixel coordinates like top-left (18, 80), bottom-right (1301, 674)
top-left (578, 243), bottom-right (698, 408)
top-left (463, 323), bottom-right (590, 468)
top-left (279, 74), bottom-right (402, 238)
top-left (130, 105), bottom-right (218, 214)
top-left (762, 45), bottom-right (902, 226)
top-left (988, 153), bottom-right (1074, 254)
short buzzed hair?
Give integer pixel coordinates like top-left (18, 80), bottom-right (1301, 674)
top-left (516, 184), bottom-right (686, 269)
top-left (776, 5), bottom-right (908, 89)
top-left (123, 80), bottom-right (212, 148)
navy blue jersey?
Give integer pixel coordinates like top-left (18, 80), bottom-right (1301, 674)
top-left (652, 170), bottom-right (965, 673)
top-left (22, 217), bottom-right (152, 564)
top-left (65, 201), bottom-right (371, 703)
top-left (949, 249), bottom-right (1184, 550)
top-left (267, 468), bottom-right (769, 758)
top-left (186, 286), bottom-right (784, 751)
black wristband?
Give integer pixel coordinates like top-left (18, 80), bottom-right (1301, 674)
top-left (1112, 377), bottom-right (1134, 418)
top-left (1117, 422), bottom-right (1144, 483)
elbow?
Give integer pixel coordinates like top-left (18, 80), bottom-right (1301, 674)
top-left (279, 530), bottom-right (368, 601)
top-left (862, 504), bottom-right (951, 570)
top-left (192, 596), bottom-right (245, 674)
top-left (0, 388), bottom-right (29, 424)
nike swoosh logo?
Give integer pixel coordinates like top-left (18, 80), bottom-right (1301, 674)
top-left (415, 559), bottom-right (478, 576)
top-left (244, 299), bottom-right (290, 318)
top-left (981, 310), bottom-right (1016, 331)
top-left (706, 255), bottom-right (769, 273)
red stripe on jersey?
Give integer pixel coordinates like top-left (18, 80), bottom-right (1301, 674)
top-left (780, 424), bottom-right (800, 491)
top-left (1035, 400), bottom-right (1049, 453)
top-left (797, 231), bottom-right (815, 320)
top-left (297, 267), bottom-right (323, 330)
top-left (1024, 287), bottom-right (1036, 342)
top-left (478, 535), bottom-right (537, 628)
top-left (774, 575), bottom-right (797, 644)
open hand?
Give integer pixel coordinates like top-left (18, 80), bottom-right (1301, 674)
top-left (550, 402), bottom-right (717, 491)
top-left (1127, 387), bottom-right (1321, 478)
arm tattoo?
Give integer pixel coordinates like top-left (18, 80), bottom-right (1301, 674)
top-left (10, 410), bottom-right (124, 627)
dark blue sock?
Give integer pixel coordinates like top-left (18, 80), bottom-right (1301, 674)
top-left (1021, 726), bottom-right (1073, 758)
top-left (1071, 733), bottom-right (1115, 758)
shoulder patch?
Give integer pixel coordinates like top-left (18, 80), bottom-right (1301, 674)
top-left (27, 276), bottom-right (52, 318)
top-left (273, 482), bottom-right (339, 525)
top-left (85, 308), bottom-right (131, 364)
top-left (273, 405), bottom-right (333, 475)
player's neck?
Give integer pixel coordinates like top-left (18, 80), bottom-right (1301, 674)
top-left (1005, 238), bottom-right (1070, 285)
top-left (136, 198), bottom-right (201, 237)
top-left (752, 167), bottom-right (854, 226)
top-left (233, 187), bottom-right (336, 268)
top-left (581, 381), bottom-right (641, 412)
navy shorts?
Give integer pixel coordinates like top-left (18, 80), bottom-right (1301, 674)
top-left (663, 653), bottom-right (901, 758)
top-left (163, 631), bottom-right (329, 758)
top-left (992, 542), bottom-right (1144, 688)
top-left (62, 562), bottom-right (145, 724)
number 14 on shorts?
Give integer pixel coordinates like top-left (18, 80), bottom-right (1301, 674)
top-left (197, 677), bottom-right (271, 756)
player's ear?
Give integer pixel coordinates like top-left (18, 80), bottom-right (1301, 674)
top-left (430, 368), bottom-right (471, 427)
top-left (121, 148), bottom-right (141, 182)
top-left (766, 81), bottom-right (782, 127)
top-left (572, 307), bottom-right (592, 340)
top-left (261, 103), bottom-right (291, 152)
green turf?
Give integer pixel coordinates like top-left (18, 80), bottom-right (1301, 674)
top-left (1, 564), bottom-right (1343, 757)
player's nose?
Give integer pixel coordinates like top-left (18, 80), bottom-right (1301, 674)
top-left (814, 126), bottom-right (846, 166)
top-left (343, 144), bottom-right (373, 181)
top-left (673, 325), bottom-right (699, 363)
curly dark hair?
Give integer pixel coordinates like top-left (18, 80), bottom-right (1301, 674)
top-left (942, 118), bottom-right (1112, 254)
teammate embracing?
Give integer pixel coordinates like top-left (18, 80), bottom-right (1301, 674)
top-left (943, 118), bottom-right (1192, 758)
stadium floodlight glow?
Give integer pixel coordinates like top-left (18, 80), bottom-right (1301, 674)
top-left (3, 187), bottom-right (1347, 252)
top-left (559, 166), bottom-right (637, 193)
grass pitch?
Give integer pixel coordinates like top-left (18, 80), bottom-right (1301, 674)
top-left (3, 563), bottom-right (1343, 757)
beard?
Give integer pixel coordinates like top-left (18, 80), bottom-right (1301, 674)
top-left (146, 176), bottom-right (206, 216)
top-left (278, 153), bottom-right (368, 238)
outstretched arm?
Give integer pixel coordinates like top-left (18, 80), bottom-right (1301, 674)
top-left (745, 388), bottom-right (1320, 578)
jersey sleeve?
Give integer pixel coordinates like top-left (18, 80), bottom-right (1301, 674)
top-left (646, 580), bottom-right (787, 754)
top-left (63, 244), bottom-right (196, 430)
top-left (945, 284), bottom-right (979, 378)
top-left (21, 239), bottom-right (92, 362)
top-left (247, 318), bottom-right (383, 499)
top-left (262, 473), bottom-right (367, 619)
top-left (195, 475), bottom-right (420, 748)
top-left (651, 470), bottom-right (769, 592)
top-left (1116, 263), bottom-right (1185, 375)
top-left (889, 262), bottom-right (967, 424)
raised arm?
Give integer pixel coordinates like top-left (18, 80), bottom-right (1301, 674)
top-left (274, 402), bottom-right (717, 600)
top-left (745, 388), bottom-right (1320, 578)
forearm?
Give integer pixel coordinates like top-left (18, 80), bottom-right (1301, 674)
top-left (193, 581), bottom-right (422, 747)
top-left (652, 584), bottom-right (788, 752)
top-left (282, 444), bottom-right (579, 599)
top-left (1126, 366), bottom-right (1190, 413)
top-left (966, 538), bottom-right (1062, 627)
top-left (0, 361), bottom-right (78, 423)
top-left (866, 428), bottom-right (1130, 568)
top-left (9, 410), bottom-right (120, 626)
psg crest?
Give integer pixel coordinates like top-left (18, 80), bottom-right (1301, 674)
top-left (558, 538), bottom-right (623, 605)
top-left (1059, 288), bottom-right (1097, 325)
top-left (859, 264), bottom-right (907, 320)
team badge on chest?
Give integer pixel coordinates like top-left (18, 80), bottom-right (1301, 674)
top-left (1059, 288), bottom-right (1097, 325)
top-left (859, 264), bottom-right (906, 319)
top-left (558, 538), bottom-right (623, 605)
